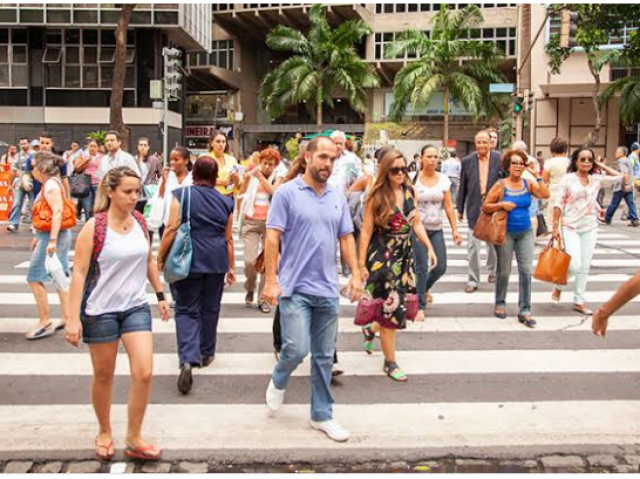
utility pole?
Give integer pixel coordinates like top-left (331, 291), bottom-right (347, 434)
top-left (162, 47), bottom-right (183, 166)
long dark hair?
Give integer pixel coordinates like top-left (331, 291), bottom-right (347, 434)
top-left (568, 146), bottom-right (596, 175)
top-left (368, 149), bottom-right (412, 228)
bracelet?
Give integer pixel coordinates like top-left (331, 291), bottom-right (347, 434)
top-left (156, 291), bottom-right (166, 302)
top-left (48, 238), bottom-right (57, 243)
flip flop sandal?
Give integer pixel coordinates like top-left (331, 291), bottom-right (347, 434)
top-left (124, 444), bottom-right (162, 461)
top-left (95, 437), bottom-right (115, 461)
top-left (54, 322), bottom-right (66, 332)
top-left (494, 308), bottom-right (507, 319)
top-left (426, 293), bottom-right (434, 305)
top-left (383, 360), bottom-right (408, 382)
top-left (572, 304), bottom-right (594, 316)
top-left (26, 323), bottom-right (54, 340)
top-left (361, 324), bottom-right (376, 355)
top-left (551, 288), bottom-right (562, 303)
top-left (258, 301), bottom-right (272, 314)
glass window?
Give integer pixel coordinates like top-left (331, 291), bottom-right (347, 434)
top-left (375, 4), bottom-right (382, 13)
top-left (198, 52), bottom-right (207, 65)
top-left (470, 29), bottom-right (481, 39)
top-left (154, 11), bottom-right (178, 24)
top-left (12, 64), bottom-right (27, 86)
top-left (0, 29), bottom-right (8, 44)
top-left (47, 65), bottom-right (63, 87)
top-left (420, 4), bottom-right (430, 11)
top-left (83, 29), bottom-right (98, 45)
top-left (19, 9), bottom-right (43, 23)
top-left (130, 10), bottom-right (151, 24)
top-left (375, 44), bottom-right (381, 60)
top-left (496, 28), bottom-right (507, 37)
top-left (66, 46), bottom-right (80, 64)
top-left (228, 49), bottom-right (234, 69)
top-left (65, 65), bottom-right (80, 87)
top-left (383, 4), bottom-right (393, 13)
top-left (125, 66), bottom-right (135, 88)
top-left (46, 30), bottom-right (63, 45)
top-left (65, 29), bottom-right (80, 44)
top-left (408, 4), bottom-right (418, 12)
top-left (100, 65), bottom-right (113, 87)
top-left (83, 65), bottom-right (98, 88)
top-left (0, 45), bottom-right (7, 64)
top-left (11, 29), bottom-right (27, 44)
top-left (0, 64), bottom-right (9, 86)
top-left (47, 9), bottom-right (71, 23)
top-left (100, 10), bottom-right (119, 23)
top-left (100, 30), bottom-right (116, 45)
top-left (0, 9), bottom-right (17, 23)
top-left (483, 28), bottom-right (494, 39)
top-left (188, 54), bottom-right (198, 66)
top-left (396, 4), bottom-right (406, 13)
top-left (42, 47), bottom-right (63, 63)
top-left (509, 39), bottom-right (516, 56)
top-left (84, 46), bottom-right (97, 64)
top-left (383, 32), bottom-right (393, 42)
top-left (496, 40), bottom-right (506, 54)
top-left (74, 10), bottom-right (98, 23)
top-left (219, 50), bottom-right (227, 68)
top-left (98, 47), bottom-right (115, 63)
top-left (126, 48), bottom-right (135, 64)
top-left (12, 45), bottom-right (26, 64)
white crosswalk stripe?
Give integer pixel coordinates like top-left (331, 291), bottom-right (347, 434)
top-left (1, 222), bottom-right (640, 461)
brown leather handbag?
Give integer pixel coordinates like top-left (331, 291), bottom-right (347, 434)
top-left (32, 177), bottom-right (77, 232)
top-left (473, 181), bottom-right (507, 246)
top-left (534, 237), bottom-right (572, 285)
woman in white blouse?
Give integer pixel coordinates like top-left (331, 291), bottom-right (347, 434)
top-left (551, 147), bottom-right (623, 315)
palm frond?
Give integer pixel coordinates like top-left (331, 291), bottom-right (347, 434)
top-left (266, 26), bottom-right (311, 55)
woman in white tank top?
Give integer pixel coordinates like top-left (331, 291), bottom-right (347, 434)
top-left (66, 167), bottom-right (170, 461)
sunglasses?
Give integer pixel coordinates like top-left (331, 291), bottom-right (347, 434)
top-left (389, 167), bottom-right (408, 176)
top-left (578, 157), bottom-right (594, 163)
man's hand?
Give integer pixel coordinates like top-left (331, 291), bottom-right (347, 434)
top-left (226, 269), bottom-right (236, 288)
top-left (263, 281), bottom-right (281, 306)
top-left (592, 308), bottom-right (609, 337)
top-left (457, 212), bottom-right (463, 222)
top-left (345, 274), bottom-right (363, 303)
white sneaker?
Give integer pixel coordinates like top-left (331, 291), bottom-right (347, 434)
top-left (310, 420), bottom-right (350, 442)
top-left (265, 379), bottom-right (285, 415)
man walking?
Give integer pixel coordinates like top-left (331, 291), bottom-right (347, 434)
top-left (263, 136), bottom-right (362, 442)
top-left (7, 138), bottom-right (34, 232)
top-left (457, 130), bottom-right (502, 293)
top-left (97, 130), bottom-right (140, 180)
top-left (328, 130), bottom-right (363, 193)
top-left (603, 146), bottom-right (639, 227)
top-left (441, 151), bottom-right (462, 208)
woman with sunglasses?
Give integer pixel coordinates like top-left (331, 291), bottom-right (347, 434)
top-left (358, 149), bottom-right (437, 382)
top-left (551, 147), bottom-right (623, 315)
top-left (483, 150), bottom-right (549, 328)
top-left (413, 145), bottom-right (462, 319)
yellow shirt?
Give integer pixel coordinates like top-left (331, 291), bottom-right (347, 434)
top-left (207, 153), bottom-right (238, 196)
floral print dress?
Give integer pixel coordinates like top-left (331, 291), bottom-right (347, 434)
top-left (365, 185), bottom-right (417, 330)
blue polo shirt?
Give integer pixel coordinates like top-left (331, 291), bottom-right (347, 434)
top-left (267, 176), bottom-right (354, 299)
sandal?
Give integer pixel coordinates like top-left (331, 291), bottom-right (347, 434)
top-left (124, 443), bottom-right (162, 461)
top-left (245, 291), bottom-right (254, 307)
top-left (383, 360), bottom-right (408, 383)
top-left (551, 288), bottom-right (562, 303)
top-left (426, 293), bottom-right (434, 305)
top-left (572, 303), bottom-right (594, 316)
top-left (494, 307), bottom-right (507, 319)
top-left (361, 324), bottom-right (376, 355)
top-left (94, 436), bottom-right (115, 461)
top-left (518, 314), bottom-right (537, 329)
top-left (258, 300), bottom-right (272, 315)
top-left (415, 310), bottom-right (426, 322)
top-left (26, 323), bottom-right (55, 340)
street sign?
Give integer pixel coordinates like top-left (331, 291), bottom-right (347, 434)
top-left (150, 80), bottom-right (163, 100)
top-left (489, 83), bottom-right (515, 94)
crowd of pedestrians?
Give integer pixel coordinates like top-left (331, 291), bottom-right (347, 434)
top-left (3, 127), bottom-right (639, 455)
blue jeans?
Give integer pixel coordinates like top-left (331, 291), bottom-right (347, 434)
top-left (9, 186), bottom-right (33, 228)
top-left (495, 228), bottom-right (535, 315)
top-left (174, 272), bottom-right (225, 367)
top-left (77, 184), bottom-right (97, 221)
top-left (272, 292), bottom-right (339, 422)
top-left (27, 230), bottom-right (72, 284)
top-left (81, 304), bottom-right (152, 344)
top-left (413, 230), bottom-right (447, 311)
top-left (605, 190), bottom-right (639, 223)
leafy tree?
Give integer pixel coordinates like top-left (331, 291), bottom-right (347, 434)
top-left (109, 4), bottom-right (136, 148)
top-left (385, 4), bottom-right (504, 145)
top-left (260, 4), bottom-right (380, 131)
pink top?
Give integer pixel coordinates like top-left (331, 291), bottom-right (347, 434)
top-left (82, 152), bottom-right (102, 185)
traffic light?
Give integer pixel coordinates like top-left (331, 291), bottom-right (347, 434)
top-left (559, 9), bottom-right (579, 48)
top-left (526, 91), bottom-right (535, 111)
top-left (163, 47), bottom-right (182, 100)
top-left (514, 96), bottom-right (524, 114)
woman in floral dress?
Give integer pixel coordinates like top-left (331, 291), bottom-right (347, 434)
top-left (358, 149), bottom-right (437, 382)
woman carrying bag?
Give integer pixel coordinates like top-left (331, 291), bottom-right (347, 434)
top-left (551, 148), bottom-right (623, 315)
top-left (483, 150), bottom-right (549, 328)
top-left (65, 166), bottom-right (170, 461)
top-left (157, 156), bottom-right (235, 395)
top-left (358, 149), bottom-right (437, 382)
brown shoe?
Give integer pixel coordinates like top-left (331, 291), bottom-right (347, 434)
top-left (465, 283), bottom-right (477, 294)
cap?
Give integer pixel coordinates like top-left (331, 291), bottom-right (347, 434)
top-left (30, 139), bottom-right (39, 147)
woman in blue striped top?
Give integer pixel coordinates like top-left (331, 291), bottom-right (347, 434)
top-left (482, 150), bottom-right (549, 328)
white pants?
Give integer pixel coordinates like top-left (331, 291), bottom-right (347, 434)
top-left (554, 227), bottom-right (598, 305)
top-left (467, 229), bottom-right (497, 286)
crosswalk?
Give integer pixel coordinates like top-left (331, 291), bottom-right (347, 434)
top-left (1, 221), bottom-right (640, 462)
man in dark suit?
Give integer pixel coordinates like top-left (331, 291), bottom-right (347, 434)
top-left (457, 130), bottom-right (502, 293)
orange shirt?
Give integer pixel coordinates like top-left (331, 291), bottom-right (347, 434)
top-left (478, 154), bottom-right (490, 196)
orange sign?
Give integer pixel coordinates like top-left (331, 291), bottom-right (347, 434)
top-left (0, 165), bottom-right (13, 220)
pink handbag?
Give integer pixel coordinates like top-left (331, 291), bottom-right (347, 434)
top-left (405, 294), bottom-right (419, 321)
top-left (354, 294), bottom-right (383, 326)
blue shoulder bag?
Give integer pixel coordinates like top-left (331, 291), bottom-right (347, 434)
top-left (164, 186), bottom-right (193, 284)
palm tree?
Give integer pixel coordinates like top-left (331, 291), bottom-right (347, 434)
top-left (386, 4), bottom-right (505, 145)
top-left (600, 64), bottom-right (640, 126)
top-left (260, 4), bottom-right (380, 131)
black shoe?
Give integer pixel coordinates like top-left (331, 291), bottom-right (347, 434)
top-left (630, 220), bottom-right (640, 227)
top-left (202, 355), bottom-right (215, 368)
top-left (177, 363), bottom-right (193, 395)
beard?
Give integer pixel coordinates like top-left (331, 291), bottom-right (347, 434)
top-left (309, 165), bottom-right (331, 183)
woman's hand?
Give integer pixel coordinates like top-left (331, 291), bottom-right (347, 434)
top-left (452, 231), bottom-right (463, 246)
top-left (46, 240), bottom-right (56, 255)
top-left (230, 171), bottom-right (240, 186)
top-left (551, 227), bottom-right (561, 244)
top-left (428, 249), bottom-right (438, 271)
top-left (65, 320), bottom-right (82, 347)
top-left (226, 269), bottom-right (236, 287)
top-left (158, 300), bottom-right (171, 322)
top-left (162, 166), bottom-right (170, 182)
top-left (156, 257), bottom-right (164, 273)
top-left (501, 201), bottom-right (517, 212)
top-left (359, 266), bottom-right (369, 283)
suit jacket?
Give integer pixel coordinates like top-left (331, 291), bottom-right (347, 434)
top-left (456, 150), bottom-right (502, 228)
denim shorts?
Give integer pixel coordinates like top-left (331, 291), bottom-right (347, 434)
top-left (81, 304), bottom-right (153, 344)
top-left (26, 229), bottom-right (72, 284)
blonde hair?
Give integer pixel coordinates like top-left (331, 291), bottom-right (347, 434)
top-left (94, 166), bottom-right (141, 213)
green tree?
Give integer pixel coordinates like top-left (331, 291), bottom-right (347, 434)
top-left (544, 4), bottom-right (640, 145)
top-left (385, 4), bottom-right (504, 146)
top-left (260, 4), bottom-right (380, 132)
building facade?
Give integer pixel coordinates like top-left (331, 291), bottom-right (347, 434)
top-left (0, 4), bottom-right (210, 152)
top-left (188, 3), bottom-right (519, 158)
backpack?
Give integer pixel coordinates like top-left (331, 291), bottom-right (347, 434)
top-left (80, 210), bottom-right (149, 313)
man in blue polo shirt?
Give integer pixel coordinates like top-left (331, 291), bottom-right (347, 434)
top-left (263, 135), bottom-right (362, 442)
